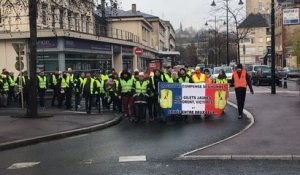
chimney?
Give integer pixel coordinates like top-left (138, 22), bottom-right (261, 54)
top-left (132, 4), bottom-right (137, 14)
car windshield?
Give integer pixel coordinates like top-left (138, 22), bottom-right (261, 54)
top-left (223, 67), bottom-right (232, 73)
top-left (261, 68), bottom-right (271, 73)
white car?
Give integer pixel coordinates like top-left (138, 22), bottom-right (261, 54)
top-left (212, 66), bottom-right (233, 82)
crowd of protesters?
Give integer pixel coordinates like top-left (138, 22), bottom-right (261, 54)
top-left (0, 63), bottom-right (252, 122)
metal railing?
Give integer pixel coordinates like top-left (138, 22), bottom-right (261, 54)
top-left (0, 15), bottom-right (140, 43)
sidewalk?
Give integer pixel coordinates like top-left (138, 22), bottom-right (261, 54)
top-left (181, 89), bottom-right (300, 160)
top-left (0, 109), bottom-right (121, 151)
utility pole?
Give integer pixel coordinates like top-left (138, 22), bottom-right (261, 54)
top-left (271, 0), bottom-right (276, 94)
top-left (27, 0), bottom-right (38, 117)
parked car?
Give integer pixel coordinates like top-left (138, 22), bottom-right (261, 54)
top-left (252, 67), bottom-right (280, 86)
top-left (278, 67), bottom-right (298, 78)
top-left (212, 66), bottom-right (233, 85)
top-left (287, 69), bottom-right (300, 78)
top-left (246, 65), bottom-right (269, 78)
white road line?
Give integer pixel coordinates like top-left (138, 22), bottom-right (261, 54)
top-left (78, 159), bottom-right (93, 165)
top-left (7, 162), bottom-right (40, 170)
top-left (64, 134), bottom-right (89, 140)
top-left (119, 155), bottom-right (147, 162)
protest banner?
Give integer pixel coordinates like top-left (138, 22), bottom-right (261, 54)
top-left (158, 83), bottom-right (228, 116)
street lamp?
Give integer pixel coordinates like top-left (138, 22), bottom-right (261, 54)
top-left (211, 0), bottom-right (244, 66)
top-left (205, 17), bottom-right (225, 66)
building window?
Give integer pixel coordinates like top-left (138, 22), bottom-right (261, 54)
top-left (142, 27), bottom-right (149, 42)
top-left (74, 13), bottom-right (79, 31)
top-left (42, 3), bottom-right (48, 25)
top-left (68, 11), bottom-right (72, 30)
top-left (37, 54), bottom-right (58, 74)
top-left (86, 16), bottom-right (90, 33)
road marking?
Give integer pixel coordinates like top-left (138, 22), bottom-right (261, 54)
top-left (119, 155), bottom-right (146, 162)
top-left (7, 162), bottom-right (40, 170)
top-left (79, 159), bottom-right (93, 165)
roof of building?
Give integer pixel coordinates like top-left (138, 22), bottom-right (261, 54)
top-left (95, 7), bottom-right (158, 19)
top-left (238, 13), bottom-right (271, 29)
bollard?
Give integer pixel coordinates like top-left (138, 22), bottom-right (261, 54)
top-left (283, 77), bottom-right (288, 89)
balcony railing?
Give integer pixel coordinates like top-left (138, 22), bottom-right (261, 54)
top-left (0, 15), bottom-right (140, 43)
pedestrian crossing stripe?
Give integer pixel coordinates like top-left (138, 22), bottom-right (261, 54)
top-left (119, 155), bottom-right (146, 162)
top-left (7, 162), bottom-right (40, 170)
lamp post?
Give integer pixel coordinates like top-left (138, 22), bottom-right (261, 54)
top-left (211, 0), bottom-right (244, 66)
top-left (271, 0), bottom-right (276, 94)
top-left (205, 16), bottom-right (225, 66)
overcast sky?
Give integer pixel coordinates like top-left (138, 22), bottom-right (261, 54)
top-left (119, 0), bottom-right (245, 31)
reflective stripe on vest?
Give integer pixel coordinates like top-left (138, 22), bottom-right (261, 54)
top-left (61, 77), bottom-right (69, 89)
top-left (164, 73), bottom-right (174, 83)
top-left (3, 81), bottom-right (9, 91)
top-left (216, 78), bottom-right (228, 84)
top-left (82, 78), bottom-right (95, 94)
top-left (233, 70), bottom-right (247, 88)
top-left (120, 79), bottom-right (133, 93)
top-left (192, 73), bottom-right (205, 83)
top-left (37, 76), bottom-right (47, 89)
top-left (8, 76), bottom-right (16, 87)
top-left (135, 81), bottom-right (148, 95)
top-left (52, 75), bottom-right (58, 85)
top-left (178, 76), bottom-right (190, 83)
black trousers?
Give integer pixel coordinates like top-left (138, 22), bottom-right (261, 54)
top-left (75, 92), bottom-right (81, 110)
top-left (38, 89), bottom-right (46, 107)
top-left (51, 86), bottom-right (60, 106)
top-left (235, 88), bottom-right (246, 115)
top-left (85, 94), bottom-right (93, 113)
top-left (65, 88), bottom-right (73, 109)
top-left (135, 103), bottom-right (146, 122)
top-left (58, 90), bottom-right (66, 108)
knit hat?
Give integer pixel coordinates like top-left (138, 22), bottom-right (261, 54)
top-left (236, 64), bottom-right (243, 69)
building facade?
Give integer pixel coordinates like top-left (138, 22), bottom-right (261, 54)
top-left (0, 1), bottom-right (178, 75)
top-left (246, 0), bottom-right (271, 16)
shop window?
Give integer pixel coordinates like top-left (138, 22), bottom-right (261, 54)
top-left (37, 54), bottom-right (59, 74)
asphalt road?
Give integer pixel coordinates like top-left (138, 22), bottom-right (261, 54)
top-left (0, 105), bottom-right (299, 175)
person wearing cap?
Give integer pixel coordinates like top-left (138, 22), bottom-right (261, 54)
top-left (163, 66), bottom-right (174, 83)
top-left (232, 64), bottom-right (254, 119)
top-left (37, 70), bottom-right (47, 108)
top-left (118, 70), bottom-right (134, 119)
top-left (50, 70), bottom-right (60, 107)
top-left (192, 67), bottom-right (205, 83)
top-left (133, 69), bottom-right (139, 82)
top-left (132, 72), bottom-right (150, 123)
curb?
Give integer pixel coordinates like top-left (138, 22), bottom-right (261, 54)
top-left (0, 114), bottom-right (122, 151)
top-left (176, 101), bottom-right (255, 160)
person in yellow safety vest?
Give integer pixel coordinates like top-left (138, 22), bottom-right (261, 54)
top-left (16, 71), bottom-right (30, 106)
top-left (118, 70), bottom-right (135, 119)
top-left (50, 70), bottom-right (60, 107)
top-left (74, 72), bottom-right (85, 111)
top-left (65, 68), bottom-right (74, 109)
top-left (177, 68), bottom-right (192, 83)
top-left (8, 72), bottom-right (16, 105)
top-left (132, 72), bottom-right (150, 123)
top-left (192, 67), bottom-right (205, 83)
top-left (232, 64), bottom-right (254, 119)
top-left (215, 69), bottom-right (228, 84)
top-left (149, 69), bottom-right (163, 121)
top-left (37, 70), bottom-right (47, 108)
top-left (163, 66), bottom-right (174, 83)
top-left (58, 72), bottom-right (69, 108)
top-left (113, 73), bottom-right (121, 113)
top-left (106, 74), bottom-right (117, 111)
top-left (0, 73), bottom-right (9, 107)
top-left (94, 72), bottom-right (102, 113)
top-left (81, 72), bottom-right (97, 114)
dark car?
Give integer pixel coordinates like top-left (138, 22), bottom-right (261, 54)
top-left (287, 69), bottom-right (300, 78)
top-left (252, 67), bottom-right (279, 86)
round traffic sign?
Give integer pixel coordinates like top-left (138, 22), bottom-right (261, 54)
top-left (15, 61), bottom-right (24, 71)
top-left (135, 48), bottom-right (143, 56)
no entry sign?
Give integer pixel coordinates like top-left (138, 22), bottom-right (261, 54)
top-left (135, 48), bottom-right (143, 56)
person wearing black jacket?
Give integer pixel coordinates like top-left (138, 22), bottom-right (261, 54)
top-left (232, 64), bottom-right (254, 119)
top-left (81, 72), bottom-right (97, 114)
top-left (149, 69), bottom-right (163, 121)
